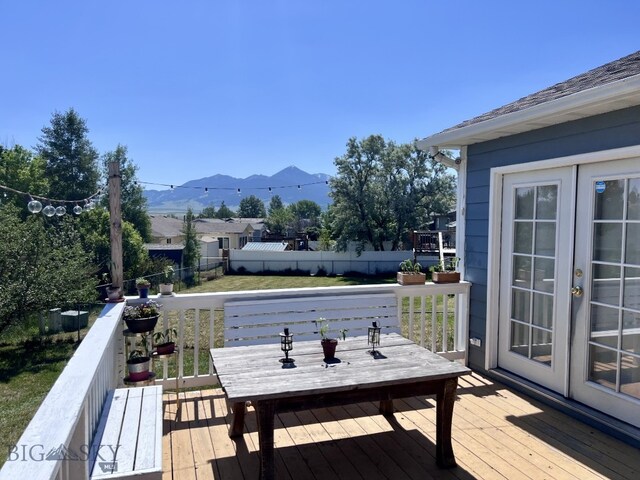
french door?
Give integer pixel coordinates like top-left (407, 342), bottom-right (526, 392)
top-left (498, 158), bottom-right (640, 427)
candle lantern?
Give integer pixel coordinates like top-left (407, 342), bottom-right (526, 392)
top-left (368, 321), bottom-right (381, 356)
top-left (279, 327), bottom-right (295, 367)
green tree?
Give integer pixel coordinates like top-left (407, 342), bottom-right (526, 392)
top-left (199, 205), bottom-right (217, 218)
top-left (289, 199), bottom-right (322, 232)
top-left (0, 205), bottom-right (95, 333)
top-left (215, 201), bottom-right (235, 218)
top-left (265, 207), bottom-right (294, 236)
top-left (101, 145), bottom-right (152, 241)
top-left (0, 144), bottom-right (49, 215)
top-left (36, 108), bottom-right (100, 201)
top-left (330, 135), bottom-right (455, 252)
top-left (181, 207), bottom-right (200, 284)
top-left (268, 195), bottom-right (284, 215)
top-left (238, 195), bottom-right (266, 218)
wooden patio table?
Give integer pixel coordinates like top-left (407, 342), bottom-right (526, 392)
top-left (210, 333), bottom-right (471, 480)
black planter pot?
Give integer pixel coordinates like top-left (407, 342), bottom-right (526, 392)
top-left (125, 315), bottom-right (159, 333)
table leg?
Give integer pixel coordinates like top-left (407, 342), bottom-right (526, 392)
top-left (229, 402), bottom-right (246, 438)
top-left (379, 399), bottom-right (394, 415)
top-left (435, 377), bottom-right (458, 468)
top-left (255, 400), bottom-right (276, 480)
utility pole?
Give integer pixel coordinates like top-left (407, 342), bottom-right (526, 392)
top-left (108, 160), bottom-right (123, 296)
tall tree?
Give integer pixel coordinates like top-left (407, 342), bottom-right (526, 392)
top-left (181, 207), bottom-right (200, 282)
top-left (268, 195), bottom-right (284, 215)
top-left (215, 201), bottom-right (235, 218)
top-left (238, 195), bottom-right (266, 218)
top-left (289, 199), bottom-right (322, 232)
top-left (199, 205), bottom-right (217, 218)
top-left (0, 144), bottom-right (49, 215)
top-left (36, 108), bottom-right (100, 200)
top-left (101, 145), bottom-right (152, 241)
top-left (330, 135), bottom-right (455, 252)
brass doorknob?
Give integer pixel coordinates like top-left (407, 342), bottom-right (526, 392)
top-left (571, 286), bottom-right (583, 297)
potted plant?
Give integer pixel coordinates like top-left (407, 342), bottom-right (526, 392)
top-left (127, 338), bottom-right (151, 381)
top-left (430, 257), bottom-right (461, 283)
top-left (318, 318), bottom-right (348, 360)
top-left (159, 266), bottom-right (175, 295)
top-left (153, 327), bottom-right (177, 355)
top-left (397, 259), bottom-right (427, 285)
top-left (102, 272), bottom-right (122, 302)
top-left (136, 277), bottom-right (151, 298)
top-left (123, 300), bottom-right (162, 333)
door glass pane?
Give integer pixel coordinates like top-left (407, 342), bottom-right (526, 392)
top-left (535, 223), bottom-right (556, 256)
top-left (531, 327), bottom-right (552, 365)
top-left (589, 344), bottom-right (617, 389)
top-left (514, 222), bottom-right (533, 254)
top-left (532, 292), bottom-right (553, 329)
top-left (594, 179), bottom-right (624, 220)
top-left (511, 290), bottom-right (530, 323)
top-left (534, 257), bottom-right (555, 293)
top-left (591, 264), bottom-right (621, 306)
top-left (627, 178), bottom-right (640, 220)
top-left (515, 187), bottom-right (534, 219)
top-left (513, 255), bottom-right (532, 287)
top-left (620, 355), bottom-right (640, 400)
top-left (510, 321), bottom-right (529, 356)
top-left (590, 304), bottom-right (619, 348)
top-left (622, 311), bottom-right (640, 353)
top-left (593, 223), bottom-right (622, 262)
top-left (626, 224), bottom-right (640, 264)
top-left (536, 185), bottom-right (558, 219)
top-left (624, 267), bottom-right (640, 310)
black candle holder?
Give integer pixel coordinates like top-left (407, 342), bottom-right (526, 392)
top-left (280, 327), bottom-right (295, 367)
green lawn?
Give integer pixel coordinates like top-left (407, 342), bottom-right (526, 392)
top-left (0, 273), bottom-right (394, 468)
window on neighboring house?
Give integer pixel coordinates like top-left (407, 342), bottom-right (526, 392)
top-left (218, 237), bottom-right (229, 249)
top-left (240, 236), bottom-right (247, 248)
top-left (166, 238), bottom-right (172, 244)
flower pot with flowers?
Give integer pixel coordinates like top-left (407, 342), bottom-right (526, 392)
top-left (430, 257), bottom-right (461, 283)
top-left (123, 300), bottom-right (162, 333)
top-left (318, 319), bottom-right (348, 361)
top-left (397, 259), bottom-right (427, 285)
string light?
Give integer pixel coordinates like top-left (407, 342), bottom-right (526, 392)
top-left (0, 182), bottom-right (104, 217)
top-left (135, 178), bottom-right (332, 193)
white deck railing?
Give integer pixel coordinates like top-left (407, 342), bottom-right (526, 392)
top-left (0, 281), bottom-right (469, 480)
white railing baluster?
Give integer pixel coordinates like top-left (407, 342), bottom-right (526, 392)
top-left (409, 295), bottom-right (415, 341)
top-left (178, 310), bottom-right (185, 380)
top-left (420, 296), bottom-right (426, 348)
top-left (209, 308), bottom-right (215, 374)
top-left (193, 308), bottom-right (200, 377)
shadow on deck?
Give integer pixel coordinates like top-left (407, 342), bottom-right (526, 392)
top-left (161, 373), bottom-right (639, 480)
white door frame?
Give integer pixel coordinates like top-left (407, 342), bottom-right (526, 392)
top-left (485, 144), bottom-right (640, 372)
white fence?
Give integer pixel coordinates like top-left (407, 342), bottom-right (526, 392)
top-left (230, 250), bottom-right (441, 275)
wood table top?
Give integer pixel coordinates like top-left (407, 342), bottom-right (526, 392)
top-left (210, 333), bottom-right (471, 403)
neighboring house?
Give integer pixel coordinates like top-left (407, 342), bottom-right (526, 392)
top-left (149, 214), bottom-right (184, 244)
top-left (419, 51), bottom-right (640, 439)
top-left (193, 218), bottom-right (265, 250)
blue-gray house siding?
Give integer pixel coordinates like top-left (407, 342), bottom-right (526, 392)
top-left (464, 104), bottom-right (640, 370)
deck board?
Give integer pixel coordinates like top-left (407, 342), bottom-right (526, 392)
top-left (162, 372), bottom-right (640, 479)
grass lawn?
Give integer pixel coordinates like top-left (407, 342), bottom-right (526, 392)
top-left (0, 273), bottom-right (394, 468)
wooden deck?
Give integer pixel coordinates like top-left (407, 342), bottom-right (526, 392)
top-left (162, 372), bottom-right (640, 480)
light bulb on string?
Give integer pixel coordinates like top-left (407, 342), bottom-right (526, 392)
top-left (43, 204), bottom-right (56, 217)
top-left (55, 205), bottom-right (66, 216)
top-left (297, 185), bottom-right (301, 190)
top-left (73, 204), bottom-right (83, 215)
top-left (27, 197), bottom-right (43, 214)
top-left (204, 187), bottom-right (209, 196)
top-left (237, 188), bottom-right (241, 195)
top-left (170, 185), bottom-right (174, 193)
top-left (84, 201), bottom-right (92, 212)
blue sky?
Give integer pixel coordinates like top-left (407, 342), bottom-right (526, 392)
top-left (1, 1), bottom-right (639, 188)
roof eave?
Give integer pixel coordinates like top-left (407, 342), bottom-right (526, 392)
top-left (417, 74), bottom-right (640, 151)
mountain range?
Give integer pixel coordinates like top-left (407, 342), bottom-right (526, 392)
top-left (144, 166), bottom-right (332, 214)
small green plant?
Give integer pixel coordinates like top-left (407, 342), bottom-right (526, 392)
top-left (399, 259), bottom-right (422, 273)
top-left (153, 327), bottom-right (177, 345)
top-left (128, 336), bottom-right (150, 359)
top-left (430, 257), bottom-right (460, 273)
top-left (161, 266), bottom-right (175, 284)
top-left (317, 318), bottom-right (348, 341)
top-left (136, 277), bottom-right (151, 287)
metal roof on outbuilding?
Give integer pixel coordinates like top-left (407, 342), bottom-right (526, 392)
top-left (242, 242), bottom-right (288, 252)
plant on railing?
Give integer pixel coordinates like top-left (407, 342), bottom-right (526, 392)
top-left (430, 257), bottom-right (461, 283)
top-left (317, 318), bottom-right (348, 361)
top-left (159, 266), bottom-right (175, 295)
top-left (397, 259), bottom-right (426, 285)
top-left (102, 272), bottom-right (122, 302)
top-left (123, 300), bottom-right (162, 333)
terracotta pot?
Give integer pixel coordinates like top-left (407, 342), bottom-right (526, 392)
top-left (321, 338), bottom-right (338, 360)
top-left (431, 271), bottom-right (461, 284)
top-left (127, 356), bottom-right (150, 381)
top-left (155, 342), bottom-right (175, 355)
top-left (124, 315), bottom-right (159, 333)
top-left (397, 272), bottom-right (426, 285)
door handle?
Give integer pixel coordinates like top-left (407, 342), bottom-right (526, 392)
top-left (571, 286), bottom-right (583, 297)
